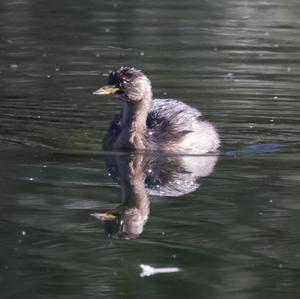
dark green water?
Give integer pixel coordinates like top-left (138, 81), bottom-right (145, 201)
top-left (1, 0), bottom-right (300, 298)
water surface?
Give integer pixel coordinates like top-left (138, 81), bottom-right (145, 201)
top-left (1, 0), bottom-right (300, 298)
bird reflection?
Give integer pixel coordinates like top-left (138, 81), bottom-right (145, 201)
top-left (92, 153), bottom-right (218, 239)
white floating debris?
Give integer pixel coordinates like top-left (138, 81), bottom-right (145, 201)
top-left (140, 52), bottom-right (145, 56)
top-left (105, 28), bottom-right (111, 33)
top-left (140, 264), bottom-right (181, 277)
top-left (22, 230), bottom-right (26, 236)
top-left (46, 74), bottom-right (51, 79)
top-left (29, 177), bottom-right (34, 181)
top-left (273, 96), bottom-right (278, 100)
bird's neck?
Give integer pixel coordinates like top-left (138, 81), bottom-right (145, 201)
top-left (120, 96), bottom-right (151, 149)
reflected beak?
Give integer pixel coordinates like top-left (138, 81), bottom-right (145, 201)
top-left (93, 85), bottom-right (120, 95)
top-left (91, 212), bottom-right (117, 221)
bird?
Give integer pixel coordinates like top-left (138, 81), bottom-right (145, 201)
top-left (93, 67), bottom-right (220, 154)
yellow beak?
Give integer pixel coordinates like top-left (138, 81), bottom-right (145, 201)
top-left (91, 212), bottom-right (117, 221)
top-left (93, 85), bottom-right (120, 95)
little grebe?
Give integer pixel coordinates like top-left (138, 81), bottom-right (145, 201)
top-left (93, 67), bottom-right (220, 153)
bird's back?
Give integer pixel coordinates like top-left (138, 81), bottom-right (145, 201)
top-left (103, 98), bottom-right (220, 153)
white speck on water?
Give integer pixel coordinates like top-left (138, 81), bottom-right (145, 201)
top-left (9, 64), bottom-right (18, 70)
top-left (108, 173), bottom-right (111, 177)
top-left (279, 263), bottom-right (283, 268)
top-left (147, 169), bottom-right (152, 173)
top-left (156, 184), bottom-right (160, 188)
top-left (273, 96), bottom-right (278, 100)
top-left (270, 119), bottom-right (274, 123)
top-left (29, 177), bottom-right (34, 181)
top-left (163, 92), bottom-right (168, 96)
top-left (42, 164), bottom-right (47, 168)
top-left (287, 67), bottom-right (291, 72)
top-left (274, 44), bottom-right (279, 48)
top-left (161, 231), bottom-right (166, 236)
top-left (269, 199), bottom-right (273, 203)
top-left (46, 74), bottom-right (51, 79)
top-left (55, 67), bottom-right (60, 72)
top-left (224, 73), bottom-right (234, 81)
top-left (140, 264), bottom-right (181, 277)
top-left (105, 28), bottom-right (111, 33)
top-left (264, 31), bottom-right (270, 36)
top-left (7, 39), bottom-right (13, 43)
top-left (140, 52), bottom-right (145, 56)
top-left (259, 212), bottom-right (263, 216)
top-left (22, 230), bottom-right (26, 236)
top-left (172, 254), bottom-right (177, 259)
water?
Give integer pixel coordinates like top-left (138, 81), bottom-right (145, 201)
top-left (1, 0), bottom-right (300, 298)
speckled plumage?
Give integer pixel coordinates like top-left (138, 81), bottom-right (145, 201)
top-left (97, 67), bottom-right (220, 154)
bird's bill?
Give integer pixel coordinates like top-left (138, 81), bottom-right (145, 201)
top-left (93, 85), bottom-right (120, 95)
top-left (91, 212), bottom-right (117, 221)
